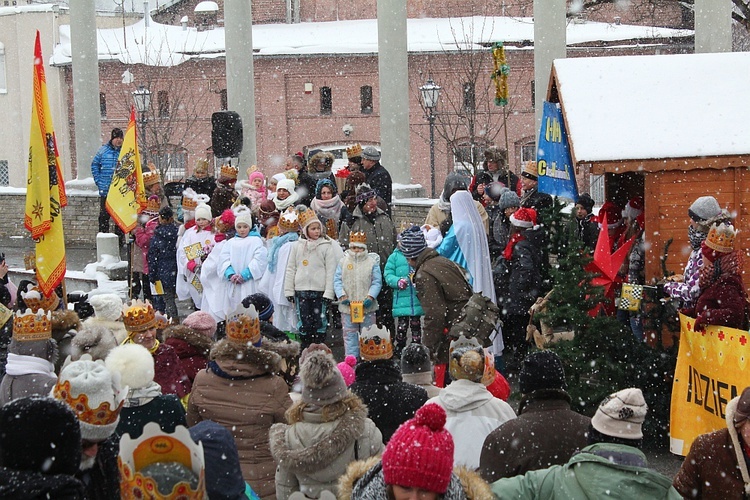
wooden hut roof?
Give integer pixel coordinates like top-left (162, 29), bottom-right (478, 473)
top-left (550, 52), bottom-right (750, 174)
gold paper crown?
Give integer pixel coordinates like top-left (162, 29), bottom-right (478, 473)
top-left (123, 300), bottom-right (157, 333)
top-left (53, 378), bottom-right (124, 427)
top-left (705, 223), bottom-right (736, 253)
top-left (346, 143), bottom-right (363, 158)
top-left (220, 164), bottom-right (239, 180)
top-left (359, 325), bottom-right (393, 361)
top-left (349, 231), bottom-right (367, 246)
top-left (143, 165), bottom-right (161, 187)
top-left (118, 423), bottom-right (206, 500)
top-left (182, 189), bottom-right (198, 210)
top-left (12, 309), bottom-right (52, 342)
top-left (297, 208), bottom-right (318, 230)
top-left (145, 196), bottom-right (161, 214)
top-left (277, 208), bottom-right (299, 233)
top-left (21, 286), bottom-right (60, 314)
top-left (226, 305), bottom-right (261, 345)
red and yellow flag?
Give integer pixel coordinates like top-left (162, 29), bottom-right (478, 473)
top-left (24, 31), bottom-right (67, 297)
top-left (105, 108), bottom-right (146, 233)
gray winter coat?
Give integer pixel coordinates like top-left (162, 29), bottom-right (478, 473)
top-left (269, 395), bottom-right (383, 499)
top-left (0, 338), bottom-right (58, 407)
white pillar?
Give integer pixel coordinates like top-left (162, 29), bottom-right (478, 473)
top-left (224, 0), bottom-right (257, 176)
top-left (69, 0), bottom-right (101, 179)
top-left (694, 0), bottom-right (732, 53)
top-left (96, 233), bottom-right (121, 262)
top-left (533, 0), bottom-right (567, 134)
top-left (377, 0), bottom-right (410, 185)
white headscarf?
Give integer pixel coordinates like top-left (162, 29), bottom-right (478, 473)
top-left (449, 190), bottom-right (496, 303)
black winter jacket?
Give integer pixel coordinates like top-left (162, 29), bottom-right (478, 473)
top-left (350, 359), bottom-right (428, 443)
top-left (147, 223), bottom-right (179, 288)
top-left (496, 227), bottom-right (544, 316)
top-left (363, 163), bottom-right (393, 206)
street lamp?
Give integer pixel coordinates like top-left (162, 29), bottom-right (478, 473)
top-left (132, 85), bottom-right (151, 152)
top-left (420, 78), bottom-right (441, 198)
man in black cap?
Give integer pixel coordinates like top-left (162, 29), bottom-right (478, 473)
top-left (360, 146), bottom-right (392, 215)
top-left (91, 128), bottom-right (124, 234)
top-left (571, 193), bottom-right (598, 251)
top-left (479, 350), bottom-right (590, 481)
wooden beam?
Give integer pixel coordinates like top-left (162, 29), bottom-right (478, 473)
top-left (588, 155), bottom-right (750, 175)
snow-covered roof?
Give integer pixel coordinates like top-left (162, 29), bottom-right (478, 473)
top-left (0, 3), bottom-right (58, 17)
top-left (194, 1), bottom-right (219, 13)
top-left (553, 52), bottom-right (750, 164)
top-left (50, 15), bottom-right (691, 67)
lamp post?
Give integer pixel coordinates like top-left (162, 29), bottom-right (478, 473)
top-left (420, 78), bottom-right (441, 198)
top-left (132, 85), bottom-right (151, 154)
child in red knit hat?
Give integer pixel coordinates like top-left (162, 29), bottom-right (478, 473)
top-left (339, 403), bottom-right (493, 499)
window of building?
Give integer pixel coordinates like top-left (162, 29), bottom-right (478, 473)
top-left (99, 92), bottom-right (107, 118)
top-left (531, 80), bottom-right (535, 109)
top-left (0, 160), bottom-right (8, 186)
top-left (320, 86), bottom-right (332, 115)
top-left (521, 142), bottom-right (536, 163)
top-left (0, 42), bottom-right (6, 94)
top-left (463, 82), bottom-right (475, 112)
top-left (151, 148), bottom-right (186, 181)
top-left (220, 89), bottom-right (228, 111)
top-left (158, 90), bottom-right (170, 118)
top-left (360, 85), bottom-right (373, 114)
top-left (453, 142), bottom-right (485, 175)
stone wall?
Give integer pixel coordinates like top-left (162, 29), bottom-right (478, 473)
top-left (0, 192), bottom-right (434, 246)
top-left (0, 193), bottom-right (101, 245)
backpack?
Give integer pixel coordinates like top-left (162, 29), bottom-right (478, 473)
top-left (449, 292), bottom-right (501, 348)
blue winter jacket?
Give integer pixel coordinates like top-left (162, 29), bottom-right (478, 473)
top-left (91, 141), bottom-right (121, 196)
top-left (383, 249), bottom-right (424, 317)
top-left (147, 223), bottom-right (178, 288)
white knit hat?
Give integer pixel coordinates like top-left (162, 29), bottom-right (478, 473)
top-left (52, 358), bottom-right (126, 441)
top-left (105, 343), bottom-right (155, 390)
top-left (195, 203), bottom-right (212, 221)
top-left (277, 178), bottom-right (296, 195)
top-left (234, 206), bottom-right (253, 228)
top-left (591, 388), bottom-right (648, 440)
top-left (88, 294), bottom-right (124, 323)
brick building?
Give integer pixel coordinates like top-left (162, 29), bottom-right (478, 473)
top-left (51, 9), bottom-right (691, 194)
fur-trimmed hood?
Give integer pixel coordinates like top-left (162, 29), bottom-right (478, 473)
top-left (70, 325), bottom-right (117, 361)
top-left (50, 309), bottom-right (80, 340)
top-left (269, 395), bottom-right (368, 473)
top-left (163, 325), bottom-right (213, 357)
top-left (308, 151), bottom-right (335, 173)
top-left (725, 396), bottom-right (750, 494)
top-left (337, 457), bottom-right (493, 500)
top-left (210, 338), bottom-right (282, 375)
top-left (260, 336), bottom-right (300, 359)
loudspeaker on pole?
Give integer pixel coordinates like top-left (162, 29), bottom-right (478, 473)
top-left (211, 111), bottom-right (243, 158)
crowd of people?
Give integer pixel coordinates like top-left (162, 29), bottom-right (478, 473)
top-left (0, 138), bottom-right (747, 498)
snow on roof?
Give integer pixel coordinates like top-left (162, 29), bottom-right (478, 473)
top-left (554, 52), bottom-right (750, 163)
top-left (194, 1), bottom-right (218, 13)
top-left (0, 3), bottom-right (57, 17)
top-left (50, 15), bottom-right (691, 67)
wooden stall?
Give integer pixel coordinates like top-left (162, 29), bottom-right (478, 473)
top-left (548, 52), bottom-right (750, 285)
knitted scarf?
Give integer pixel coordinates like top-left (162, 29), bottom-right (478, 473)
top-left (503, 232), bottom-right (525, 261)
top-left (268, 232), bottom-right (299, 273)
top-left (310, 195), bottom-right (344, 221)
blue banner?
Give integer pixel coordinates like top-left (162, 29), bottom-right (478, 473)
top-left (536, 101), bottom-right (578, 200)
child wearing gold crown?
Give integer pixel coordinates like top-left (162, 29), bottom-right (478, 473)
top-left (690, 222), bottom-right (748, 330)
top-left (334, 231), bottom-right (382, 357)
top-left (257, 207), bottom-right (301, 333)
top-left (284, 207), bottom-right (338, 349)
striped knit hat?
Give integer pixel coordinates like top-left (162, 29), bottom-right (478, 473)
top-left (398, 225), bottom-right (427, 259)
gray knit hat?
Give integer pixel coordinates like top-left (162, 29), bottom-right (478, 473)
top-left (401, 343), bottom-right (432, 375)
top-left (398, 225), bottom-right (428, 259)
top-left (689, 196), bottom-right (722, 223)
top-left (498, 190), bottom-right (521, 211)
top-left (361, 146), bottom-right (381, 161)
top-left (591, 388), bottom-right (648, 440)
top-left (300, 350), bottom-right (348, 406)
